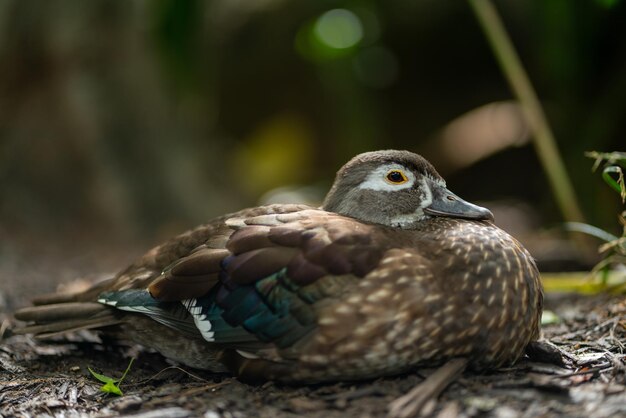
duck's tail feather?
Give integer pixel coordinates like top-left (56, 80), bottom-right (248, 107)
top-left (31, 276), bottom-right (118, 306)
top-left (13, 301), bottom-right (122, 339)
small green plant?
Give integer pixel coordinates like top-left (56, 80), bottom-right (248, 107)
top-left (586, 151), bottom-right (626, 203)
top-left (566, 152), bottom-right (626, 286)
top-left (88, 358), bottom-right (135, 396)
top-left (587, 152), bottom-right (626, 277)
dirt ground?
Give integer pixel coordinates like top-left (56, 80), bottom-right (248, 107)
top-left (1, 239), bottom-right (625, 418)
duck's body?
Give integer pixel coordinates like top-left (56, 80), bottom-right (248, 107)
top-left (14, 150), bottom-right (542, 383)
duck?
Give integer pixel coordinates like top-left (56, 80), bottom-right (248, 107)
top-left (13, 150), bottom-right (543, 383)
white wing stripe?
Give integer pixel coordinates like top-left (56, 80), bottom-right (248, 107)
top-left (182, 298), bottom-right (215, 342)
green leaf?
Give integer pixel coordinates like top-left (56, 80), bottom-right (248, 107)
top-left (602, 165), bottom-right (626, 202)
top-left (88, 367), bottom-right (120, 384)
top-left (101, 381), bottom-right (123, 396)
top-left (564, 222), bottom-right (618, 242)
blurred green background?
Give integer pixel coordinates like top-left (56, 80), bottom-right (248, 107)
top-left (1, 0), bottom-right (625, 265)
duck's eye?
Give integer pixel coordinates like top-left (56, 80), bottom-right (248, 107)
top-left (385, 170), bottom-right (408, 184)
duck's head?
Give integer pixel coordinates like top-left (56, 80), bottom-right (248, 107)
top-left (322, 150), bottom-right (494, 228)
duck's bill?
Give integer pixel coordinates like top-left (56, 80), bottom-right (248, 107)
top-left (424, 185), bottom-right (494, 221)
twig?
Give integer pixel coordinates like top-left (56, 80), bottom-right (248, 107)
top-left (553, 317), bottom-right (621, 341)
top-left (387, 358), bottom-right (468, 418)
top-left (144, 381), bottom-right (232, 407)
top-left (129, 365), bottom-right (212, 386)
top-left (551, 364), bottom-right (613, 378)
top-left (609, 319), bottom-right (625, 353)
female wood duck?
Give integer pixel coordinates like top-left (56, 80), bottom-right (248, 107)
top-left (14, 150), bottom-right (542, 383)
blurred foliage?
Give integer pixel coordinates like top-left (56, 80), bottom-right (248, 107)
top-left (0, 0), bottom-right (625, 248)
top-left (233, 113), bottom-right (316, 195)
top-left (565, 151), bottom-right (626, 287)
top-left (541, 271), bottom-right (626, 295)
top-left (586, 152), bottom-right (626, 278)
top-left (587, 151), bottom-right (626, 202)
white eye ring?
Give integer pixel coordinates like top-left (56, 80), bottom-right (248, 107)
top-left (359, 164), bottom-right (415, 191)
top-left (385, 170), bottom-right (408, 185)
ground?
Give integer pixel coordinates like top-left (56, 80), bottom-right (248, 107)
top-left (1, 240), bottom-right (625, 418)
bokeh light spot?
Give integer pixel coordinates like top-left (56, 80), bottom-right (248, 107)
top-left (313, 9), bottom-right (363, 50)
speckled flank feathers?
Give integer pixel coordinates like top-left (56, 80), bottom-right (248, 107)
top-left (14, 150), bottom-right (543, 383)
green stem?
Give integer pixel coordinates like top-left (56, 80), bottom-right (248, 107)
top-left (468, 0), bottom-right (585, 223)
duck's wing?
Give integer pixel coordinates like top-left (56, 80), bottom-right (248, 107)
top-left (95, 209), bottom-right (391, 352)
top-left (12, 204), bottom-right (312, 338)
